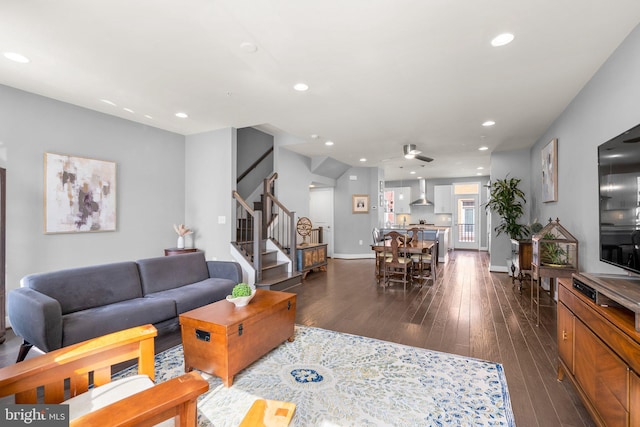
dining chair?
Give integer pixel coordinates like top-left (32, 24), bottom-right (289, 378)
top-left (409, 228), bottom-right (437, 284)
top-left (372, 227), bottom-right (386, 278)
top-left (381, 231), bottom-right (413, 290)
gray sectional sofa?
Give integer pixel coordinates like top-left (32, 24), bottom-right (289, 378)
top-left (8, 252), bottom-right (242, 361)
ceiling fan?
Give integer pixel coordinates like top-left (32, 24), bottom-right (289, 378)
top-left (403, 144), bottom-right (433, 163)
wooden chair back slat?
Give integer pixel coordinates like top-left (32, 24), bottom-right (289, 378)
top-left (44, 381), bottom-right (65, 403)
top-left (70, 372), bottom-right (90, 397)
top-left (0, 324), bottom-right (158, 404)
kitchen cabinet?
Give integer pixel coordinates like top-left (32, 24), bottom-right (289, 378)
top-left (434, 185), bottom-right (452, 214)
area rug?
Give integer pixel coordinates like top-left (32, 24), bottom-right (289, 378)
top-left (115, 325), bottom-right (515, 426)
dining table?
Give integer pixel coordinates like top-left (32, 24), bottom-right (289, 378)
top-left (371, 238), bottom-right (435, 284)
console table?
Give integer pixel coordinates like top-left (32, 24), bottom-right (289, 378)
top-left (164, 248), bottom-right (199, 256)
top-left (296, 243), bottom-right (327, 279)
top-left (558, 274), bottom-right (640, 426)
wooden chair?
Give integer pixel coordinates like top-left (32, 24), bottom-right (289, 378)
top-left (408, 228), bottom-right (437, 284)
top-left (381, 231), bottom-right (413, 290)
top-left (0, 324), bottom-right (209, 427)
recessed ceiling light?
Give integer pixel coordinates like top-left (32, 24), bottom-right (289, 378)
top-left (410, 171), bottom-right (416, 174)
top-left (311, 134), bottom-right (319, 139)
top-left (100, 99), bottom-right (116, 106)
top-left (240, 42), bottom-right (258, 53)
top-left (477, 172), bottom-right (483, 176)
top-left (417, 176), bottom-right (423, 180)
top-left (294, 83), bottom-right (309, 92)
top-left (3, 52), bottom-right (30, 63)
top-left (175, 112), bottom-right (188, 119)
top-left (123, 108), bottom-right (134, 113)
top-left (359, 158), bottom-right (367, 162)
top-left (325, 141), bottom-right (334, 146)
top-left (144, 114), bottom-right (153, 119)
top-left (491, 33), bottom-right (515, 47)
top-left (479, 146), bottom-right (489, 151)
top-left (477, 166), bottom-right (484, 170)
top-left (482, 120), bottom-right (496, 127)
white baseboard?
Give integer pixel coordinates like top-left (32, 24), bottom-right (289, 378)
top-left (332, 253), bottom-right (375, 260)
top-left (490, 264), bottom-right (509, 273)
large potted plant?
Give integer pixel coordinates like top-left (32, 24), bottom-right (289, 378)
top-left (485, 176), bottom-right (529, 240)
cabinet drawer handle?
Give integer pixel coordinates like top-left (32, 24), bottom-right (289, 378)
top-left (562, 330), bottom-right (568, 341)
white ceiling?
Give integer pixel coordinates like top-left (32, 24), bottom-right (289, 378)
top-left (2, 1), bottom-right (640, 181)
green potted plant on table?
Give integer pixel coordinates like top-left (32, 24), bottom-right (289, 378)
top-left (485, 176), bottom-right (529, 240)
top-left (226, 283), bottom-right (256, 307)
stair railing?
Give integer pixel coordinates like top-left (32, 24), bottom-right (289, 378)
top-left (232, 191), bottom-right (263, 281)
top-left (262, 174), bottom-right (297, 273)
top-left (309, 227), bottom-right (324, 244)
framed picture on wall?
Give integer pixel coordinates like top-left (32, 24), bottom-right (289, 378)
top-left (541, 138), bottom-right (558, 202)
top-left (44, 153), bottom-right (117, 233)
top-left (352, 194), bottom-right (369, 214)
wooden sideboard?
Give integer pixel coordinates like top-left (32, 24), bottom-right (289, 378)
top-left (558, 274), bottom-right (640, 426)
top-left (296, 243), bottom-right (327, 279)
top-left (510, 239), bottom-right (532, 290)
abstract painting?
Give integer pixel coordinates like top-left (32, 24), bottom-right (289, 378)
top-left (541, 138), bottom-right (558, 203)
top-left (44, 153), bottom-right (116, 233)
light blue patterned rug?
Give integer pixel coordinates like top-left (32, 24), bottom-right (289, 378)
top-left (115, 325), bottom-right (514, 426)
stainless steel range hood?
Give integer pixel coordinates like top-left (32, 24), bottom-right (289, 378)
top-left (410, 179), bottom-right (433, 206)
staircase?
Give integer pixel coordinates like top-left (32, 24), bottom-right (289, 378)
top-left (232, 173), bottom-right (302, 291)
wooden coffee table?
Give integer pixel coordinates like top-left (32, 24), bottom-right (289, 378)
top-left (179, 289), bottom-right (296, 387)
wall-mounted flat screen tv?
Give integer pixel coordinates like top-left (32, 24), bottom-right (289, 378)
top-left (598, 122), bottom-right (640, 275)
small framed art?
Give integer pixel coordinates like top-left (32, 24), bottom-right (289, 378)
top-left (352, 194), bottom-right (369, 214)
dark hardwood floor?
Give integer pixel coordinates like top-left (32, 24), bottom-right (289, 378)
top-left (0, 250), bottom-right (593, 426)
top-left (291, 250), bottom-right (593, 427)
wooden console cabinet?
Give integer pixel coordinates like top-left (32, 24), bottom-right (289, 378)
top-left (296, 243), bottom-right (327, 279)
top-left (558, 274), bottom-right (640, 426)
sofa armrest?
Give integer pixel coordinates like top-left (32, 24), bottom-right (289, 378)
top-left (7, 288), bottom-right (63, 352)
top-left (207, 260), bottom-right (242, 283)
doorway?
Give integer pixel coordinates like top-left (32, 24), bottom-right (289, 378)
top-left (309, 187), bottom-right (334, 257)
top-left (453, 182), bottom-right (480, 250)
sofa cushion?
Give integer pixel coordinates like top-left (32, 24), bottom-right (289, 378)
top-left (137, 252), bottom-right (209, 295)
top-left (145, 278), bottom-right (236, 314)
top-left (62, 297), bottom-right (176, 347)
top-left (22, 262), bottom-right (143, 315)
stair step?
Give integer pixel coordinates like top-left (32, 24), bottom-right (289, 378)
top-left (255, 272), bottom-right (303, 292)
top-left (261, 261), bottom-right (289, 280)
top-left (261, 249), bottom-right (278, 265)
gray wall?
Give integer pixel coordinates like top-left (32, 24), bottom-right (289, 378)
top-left (529, 23), bottom-right (640, 275)
top-left (333, 166), bottom-right (379, 257)
top-left (275, 138), bottom-right (337, 222)
top-left (0, 84), bottom-right (185, 294)
top-left (236, 127), bottom-right (273, 199)
top-left (488, 149), bottom-right (532, 271)
top-left (185, 128), bottom-right (235, 261)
